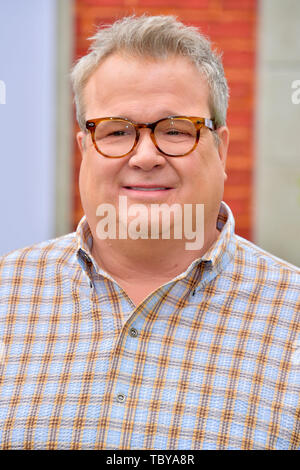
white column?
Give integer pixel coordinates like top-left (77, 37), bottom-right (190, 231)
top-left (255, 0), bottom-right (300, 266)
top-left (55, 0), bottom-right (73, 238)
top-left (0, 0), bottom-right (73, 256)
top-left (0, 0), bottom-right (57, 255)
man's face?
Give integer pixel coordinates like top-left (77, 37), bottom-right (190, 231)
top-left (77, 53), bottom-right (229, 243)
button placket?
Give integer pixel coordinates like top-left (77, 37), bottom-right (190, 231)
top-left (114, 327), bottom-right (140, 406)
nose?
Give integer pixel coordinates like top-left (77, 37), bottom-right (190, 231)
top-left (127, 129), bottom-right (167, 171)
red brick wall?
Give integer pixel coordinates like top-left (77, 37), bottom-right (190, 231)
top-left (72, 0), bottom-right (257, 240)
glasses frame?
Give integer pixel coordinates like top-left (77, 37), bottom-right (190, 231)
top-left (85, 116), bottom-right (216, 158)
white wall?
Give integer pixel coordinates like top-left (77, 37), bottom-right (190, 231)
top-left (0, 0), bottom-right (57, 255)
top-left (255, 0), bottom-right (300, 267)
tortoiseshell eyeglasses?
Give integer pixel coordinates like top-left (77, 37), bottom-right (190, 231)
top-left (85, 116), bottom-right (215, 158)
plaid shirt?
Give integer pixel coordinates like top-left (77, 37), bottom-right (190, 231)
top-left (0, 202), bottom-right (299, 450)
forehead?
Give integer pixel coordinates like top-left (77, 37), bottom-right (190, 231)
top-left (83, 53), bottom-right (210, 120)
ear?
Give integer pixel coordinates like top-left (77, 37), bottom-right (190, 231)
top-left (76, 131), bottom-right (86, 157)
top-left (216, 126), bottom-right (229, 180)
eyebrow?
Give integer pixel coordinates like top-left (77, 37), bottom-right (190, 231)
top-left (119, 112), bottom-right (181, 122)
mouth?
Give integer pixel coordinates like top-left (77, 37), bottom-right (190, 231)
top-left (124, 186), bottom-right (171, 191)
top-left (121, 185), bottom-right (174, 198)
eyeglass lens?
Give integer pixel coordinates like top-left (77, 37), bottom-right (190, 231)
top-left (93, 118), bottom-right (197, 157)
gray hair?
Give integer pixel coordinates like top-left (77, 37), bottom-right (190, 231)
top-left (71, 15), bottom-right (229, 134)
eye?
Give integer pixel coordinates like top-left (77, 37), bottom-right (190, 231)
top-left (164, 128), bottom-right (193, 137)
top-left (108, 130), bottom-right (127, 137)
top-left (166, 129), bottom-right (182, 135)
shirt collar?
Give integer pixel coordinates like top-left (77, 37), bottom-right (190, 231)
top-left (201, 200), bottom-right (236, 271)
top-left (75, 215), bottom-right (95, 279)
top-left (75, 201), bottom-right (236, 281)
top-left (164, 201), bottom-right (236, 284)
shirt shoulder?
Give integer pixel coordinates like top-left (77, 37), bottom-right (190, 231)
top-left (233, 233), bottom-right (300, 279)
top-left (0, 232), bottom-right (78, 278)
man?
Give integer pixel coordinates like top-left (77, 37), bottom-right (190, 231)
top-left (0, 15), bottom-right (299, 450)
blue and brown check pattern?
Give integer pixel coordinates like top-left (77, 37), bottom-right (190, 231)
top-left (0, 202), bottom-right (299, 449)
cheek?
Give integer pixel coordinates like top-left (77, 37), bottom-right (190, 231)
top-left (79, 159), bottom-right (91, 207)
top-left (80, 153), bottom-right (123, 197)
top-left (79, 154), bottom-right (101, 201)
top-left (193, 143), bottom-right (224, 179)
top-left (178, 149), bottom-right (225, 199)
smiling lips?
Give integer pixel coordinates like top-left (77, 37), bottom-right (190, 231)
top-left (123, 185), bottom-right (172, 191)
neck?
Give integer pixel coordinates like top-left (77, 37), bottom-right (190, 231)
top-left (91, 227), bottom-right (220, 285)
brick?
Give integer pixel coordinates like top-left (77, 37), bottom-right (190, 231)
top-left (224, 185), bottom-right (252, 199)
top-left (225, 68), bottom-right (254, 82)
top-left (227, 111), bottom-right (253, 126)
top-left (221, 0), bottom-right (257, 10)
top-left (193, 21), bottom-right (255, 39)
top-left (226, 198), bottom-right (250, 215)
top-left (227, 169), bottom-right (252, 185)
top-left (223, 50), bottom-right (255, 68)
top-left (228, 82), bottom-right (253, 98)
top-left (227, 127), bottom-right (251, 141)
top-left (80, 0), bottom-right (126, 5)
top-left (227, 141), bottom-right (249, 154)
top-left (139, 0), bottom-right (209, 6)
top-left (226, 158), bottom-right (252, 171)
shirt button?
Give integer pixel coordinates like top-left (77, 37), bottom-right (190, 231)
top-left (129, 327), bottom-right (138, 338)
top-left (116, 393), bottom-right (126, 403)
